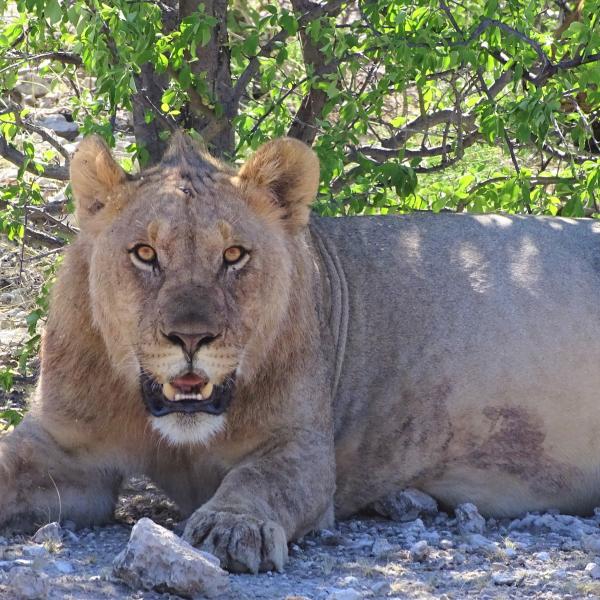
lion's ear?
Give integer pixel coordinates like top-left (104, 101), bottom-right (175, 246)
top-left (237, 138), bottom-right (320, 232)
top-left (70, 135), bottom-right (127, 234)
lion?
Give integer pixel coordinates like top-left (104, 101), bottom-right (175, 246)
top-left (2, 133), bottom-right (600, 573)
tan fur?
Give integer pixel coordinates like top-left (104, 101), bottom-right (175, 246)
top-left (0, 135), bottom-right (333, 573)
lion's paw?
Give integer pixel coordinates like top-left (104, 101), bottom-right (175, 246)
top-left (182, 509), bottom-right (288, 573)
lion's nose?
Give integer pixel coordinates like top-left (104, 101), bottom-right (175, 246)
top-left (162, 330), bottom-right (219, 358)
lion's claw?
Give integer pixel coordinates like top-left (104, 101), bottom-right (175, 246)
top-left (182, 509), bottom-right (288, 573)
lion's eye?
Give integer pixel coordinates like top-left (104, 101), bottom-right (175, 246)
top-left (223, 246), bottom-right (249, 270)
top-left (129, 244), bottom-right (158, 271)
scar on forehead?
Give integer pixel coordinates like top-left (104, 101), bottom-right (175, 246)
top-left (147, 220), bottom-right (160, 242)
top-left (218, 220), bottom-right (232, 239)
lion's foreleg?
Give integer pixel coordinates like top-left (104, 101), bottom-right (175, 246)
top-left (182, 429), bottom-right (335, 573)
top-left (0, 416), bottom-right (122, 533)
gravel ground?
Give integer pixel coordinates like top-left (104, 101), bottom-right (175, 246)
top-left (2, 478), bottom-right (600, 600)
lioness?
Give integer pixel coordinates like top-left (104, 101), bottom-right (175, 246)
top-left (2, 133), bottom-right (600, 573)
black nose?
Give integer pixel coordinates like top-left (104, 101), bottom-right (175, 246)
top-left (162, 331), bottom-right (219, 357)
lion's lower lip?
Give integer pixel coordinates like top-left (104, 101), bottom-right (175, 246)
top-left (140, 374), bottom-right (235, 417)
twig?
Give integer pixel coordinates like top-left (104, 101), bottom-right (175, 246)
top-left (0, 133), bottom-right (69, 181)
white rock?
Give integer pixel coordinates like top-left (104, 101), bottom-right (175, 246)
top-left (456, 503), bottom-right (485, 535)
top-left (36, 114), bottom-right (79, 141)
top-left (492, 570), bottom-right (524, 586)
top-left (113, 517), bottom-right (229, 598)
top-left (9, 565), bottom-right (49, 599)
top-left (586, 562), bottom-right (600, 579)
top-left (327, 588), bottom-right (362, 600)
top-left (409, 540), bottom-right (429, 562)
top-left (32, 522), bottom-right (62, 545)
top-left (372, 488), bottom-right (438, 522)
top-left (535, 551), bottom-right (550, 561)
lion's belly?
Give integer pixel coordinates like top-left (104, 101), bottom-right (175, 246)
top-left (333, 344), bottom-right (600, 517)
top-left (322, 214), bottom-right (600, 518)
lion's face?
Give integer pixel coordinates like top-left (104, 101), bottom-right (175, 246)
top-left (70, 134), bottom-right (319, 445)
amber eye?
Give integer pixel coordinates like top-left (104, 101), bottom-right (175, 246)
top-left (223, 246), bottom-right (249, 269)
top-left (129, 244), bottom-right (158, 271)
top-left (224, 246), bottom-right (243, 263)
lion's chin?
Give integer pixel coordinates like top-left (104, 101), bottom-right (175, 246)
top-left (150, 412), bottom-right (227, 446)
top-left (140, 373), bottom-right (235, 417)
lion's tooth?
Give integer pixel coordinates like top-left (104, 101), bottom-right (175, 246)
top-left (163, 382), bottom-right (176, 401)
top-left (200, 382), bottom-right (214, 399)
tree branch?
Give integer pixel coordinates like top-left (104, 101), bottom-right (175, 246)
top-left (0, 134), bottom-right (69, 181)
top-left (287, 0), bottom-right (344, 145)
top-left (232, 0), bottom-right (346, 109)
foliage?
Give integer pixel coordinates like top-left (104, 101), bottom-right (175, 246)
top-left (0, 0), bottom-right (599, 393)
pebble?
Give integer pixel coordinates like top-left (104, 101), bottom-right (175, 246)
top-left (409, 540), bottom-right (429, 562)
top-left (327, 588), bottom-right (362, 600)
top-left (456, 503), bottom-right (486, 535)
top-left (492, 570), bottom-right (524, 586)
top-left (372, 488), bottom-right (438, 522)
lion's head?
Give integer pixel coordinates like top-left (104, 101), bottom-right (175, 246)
top-left (69, 134), bottom-right (319, 445)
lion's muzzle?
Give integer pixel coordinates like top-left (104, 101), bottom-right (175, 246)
top-left (140, 373), bottom-right (235, 417)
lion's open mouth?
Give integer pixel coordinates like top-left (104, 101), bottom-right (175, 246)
top-left (140, 372), bottom-right (235, 417)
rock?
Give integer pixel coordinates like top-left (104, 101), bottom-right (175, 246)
top-left (371, 580), bottom-right (391, 595)
top-left (327, 589), bottom-right (362, 600)
top-left (583, 535), bottom-right (600, 554)
top-left (54, 559), bottom-right (75, 574)
top-left (409, 540), bottom-right (429, 562)
top-left (21, 545), bottom-right (49, 560)
top-left (585, 562), bottom-right (600, 579)
top-left (319, 529), bottom-right (344, 546)
top-left (492, 570), bottom-right (524, 586)
top-left (9, 566), bottom-right (49, 599)
top-left (15, 75), bottom-right (49, 98)
top-left (371, 538), bottom-right (393, 557)
top-left (32, 522), bottom-right (62, 545)
top-left (36, 114), bottom-right (79, 141)
top-left (535, 551), bottom-right (550, 561)
top-left (113, 517), bottom-right (229, 599)
top-left (372, 488), bottom-right (438, 522)
top-left (456, 503), bottom-right (485, 535)
top-left (465, 534), bottom-right (497, 552)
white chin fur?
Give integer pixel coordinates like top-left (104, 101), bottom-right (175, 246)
top-left (150, 413), bottom-right (226, 446)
